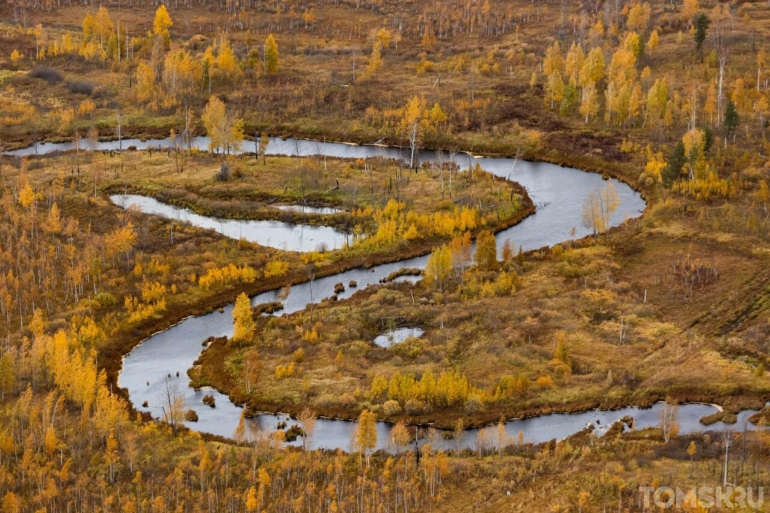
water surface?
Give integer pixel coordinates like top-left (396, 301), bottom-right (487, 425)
top-left (274, 204), bottom-right (343, 215)
top-left (373, 327), bottom-right (425, 348)
top-left (111, 194), bottom-right (349, 252)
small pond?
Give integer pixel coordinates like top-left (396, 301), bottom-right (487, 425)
top-left (373, 327), bottom-right (425, 348)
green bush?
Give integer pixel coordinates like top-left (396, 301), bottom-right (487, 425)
top-left (382, 400), bottom-right (402, 416)
top-left (93, 292), bottom-right (117, 309)
top-left (464, 394), bottom-right (485, 414)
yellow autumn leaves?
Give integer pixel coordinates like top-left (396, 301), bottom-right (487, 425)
top-left (198, 264), bottom-right (258, 291)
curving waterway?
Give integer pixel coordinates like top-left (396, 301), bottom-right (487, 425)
top-left (15, 135), bottom-right (764, 450)
top-left (110, 194), bottom-right (350, 252)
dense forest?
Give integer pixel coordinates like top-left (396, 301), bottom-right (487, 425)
top-left (3, 0), bottom-right (770, 510)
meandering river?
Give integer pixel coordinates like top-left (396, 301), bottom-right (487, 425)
top-left (14, 135), bottom-right (763, 450)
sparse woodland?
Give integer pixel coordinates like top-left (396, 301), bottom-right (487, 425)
top-left (4, 0), bottom-right (770, 510)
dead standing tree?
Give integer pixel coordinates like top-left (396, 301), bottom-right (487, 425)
top-left (160, 376), bottom-right (186, 435)
top-left (668, 254), bottom-right (719, 302)
top-left (659, 400), bottom-right (680, 443)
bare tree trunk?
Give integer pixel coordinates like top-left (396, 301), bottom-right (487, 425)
top-left (715, 25), bottom-right (728, 126)
top-left (718, 58), bottom-right (726, 125)
top-left (116, 109), bottom-right (122, 150)
top-left (723, 428), bottom-right (733, 486)
top-left (409, 122), bottom-right (419, 169)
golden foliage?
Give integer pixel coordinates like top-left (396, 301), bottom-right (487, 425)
top-left (274, 361), bottom-right (296, 378)
top-left (233, 292), bottom-right (255, 343)
top-left (265, 34), bottom-right (279, 74)
top-left (263, 259), bottom-right (289, 279)
top-left (198, 264), bottom-right (258, 290)
top-left (153, 5), bottom-right (173, 43)
top-left (0, 98), bottom-right (35, 126)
